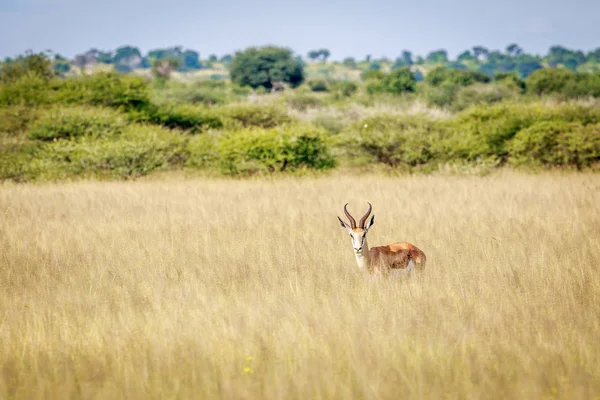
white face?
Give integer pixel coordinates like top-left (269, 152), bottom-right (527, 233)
top-left (349, 229), bottom-right (367, 253)
top-left (338, 214), bottom-right (375, 254)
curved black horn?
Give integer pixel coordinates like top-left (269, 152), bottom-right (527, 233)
top-left (343, 203), bottom-right (357, 229)
top-left (359, 202), bottom-right (372, 228)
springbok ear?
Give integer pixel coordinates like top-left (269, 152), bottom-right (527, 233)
top-left (365, 214), bottom-right (375, 231)
top-left (337, 216), bottom-right (352, 232)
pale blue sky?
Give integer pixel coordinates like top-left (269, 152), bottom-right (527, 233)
top-left (1, 0), bottom-right (599, 60)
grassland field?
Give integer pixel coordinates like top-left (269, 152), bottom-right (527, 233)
top-left (1, 171), bottom-right (599, 399)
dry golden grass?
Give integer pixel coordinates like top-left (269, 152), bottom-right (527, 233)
top-left (1, 173), bottom-right (600, 399)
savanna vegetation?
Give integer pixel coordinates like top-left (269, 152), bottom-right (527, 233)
top-left (1, 174), bottom-right (599, 398)
top-left (1, 46), bottom-right (599, 182)
top-left (2, 43), bottom-right (600, 399)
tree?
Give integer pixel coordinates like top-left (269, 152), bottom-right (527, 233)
top-left (342, 57), bottom-right (357, 69)
top-left (516, 60), bottom-right (543, 78)
top-left (495, 72), bottom-right (526, 90)
top-left (526, 68), bottom-right (577, 95)
top-left (0, 50), bottom-right (56, 82)
top-left (73, 55), bottom-right (87, 73)
top-left (230, 46), bottom-right (304, 89)
top-left (181, 50), bottom-right (201, 70)
top-left (401, 50), bottom-right (413, 65)
top-left (506, 43), bottom-right (523, 57)
top-left (319, 49), bottom-right (331, 61)
top-left (587, 48), bottom-right (600, 63)
top-left (426, 66), bottom-right (490, 87)
top-left (384, 67), bottom-right (417, 94)
top-left (308, 49), bottom-right (330, 62)
top-left (208, 54), bottom-right (218, 62)
top-left (152, 58), bottom-right (180, 80)
top-left (426, 49), bottom-right (448, 63)
top-left (393, 51), bottom-right (413, 69)
top-left (457, 51), bottom-right (474, 62)
top-left (220, 54), bottom-right (233, 64)
top-left (113, 46), bottom-right (143, 72)
top-left (307, 50), bottom-right (320, 61)
top-left (472, 46), bottom-right (489, 61)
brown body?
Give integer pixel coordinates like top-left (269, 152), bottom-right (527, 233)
top-left (368, 241), bottom-right (427, 275)
top-left (339, 203), bottom-right (427, 279)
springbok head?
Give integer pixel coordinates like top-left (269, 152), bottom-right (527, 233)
top-left (337, 203), bottom-right (375, 253)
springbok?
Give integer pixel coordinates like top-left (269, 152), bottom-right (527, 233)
top-left (337, 203), bottom-right (426, 279)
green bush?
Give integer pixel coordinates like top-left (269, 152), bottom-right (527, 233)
top-left (494, 72), bottom-right (526, 91)
top-left (306, 78), bottom-right (329, 92)
top-left (28, 107), bottom-right (127, 141)
top-left (352, 114), bottom-right (446, 168)
top-left (452, 83), bottom-right (519, 111)
top-left (526, 68), bottom-right (576, 96)
top-left (186, 132), bottom-right (220, 169)
top-left (15, 125), bottom-right (187, 181)
top-left (0, 106), bottom-right (39, 137)
top-left (230, 46), bottom-right (304, 90)
top-left (312, 114), bottom-right (346, 134)
top-left (383, 67), bottom-right (417, 94)
top-left (509, 121), bottom-right (600, 168)
top-left (285, 93), bottom-right (324, 111)
top-left (0, 142), bottom-right (45, 183)
top-left (217, 124), bottom-right (335, 175)
top-left (159, 86), bottom-right (228, 105)
top-left (524, 69), bottom-right (600, 98)
top-left (365, 68), bottom-right (416, 96)
top-left (220, 103), bottom-right (292, 128)
top-left (445, 102), bottom-right (600, 161)
top-left (0, 72), bottom-right (54, 106)
top-left (330, 81), bottom-right (358, 98)
top-left (420, 82), bottom-right (457, 108)
top-left (0, 72), bottom-right (152, 111)
top-left (563, 72), bottom-right (600, 98)
top-left (426, 66), bottom-right (491, 87)
top-left (0, 51), bottom-right (56, 83)
top-left (54, 73), bottom-right (151, 111)
top-left (130, 104), bottom-right (223, 132)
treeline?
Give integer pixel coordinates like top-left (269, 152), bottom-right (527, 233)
top-left (1, 55), bottom-right (599, 182)
top-left (2, 43), bottom-right (600, 78)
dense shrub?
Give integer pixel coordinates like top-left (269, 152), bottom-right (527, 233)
top-left (130, 104), bottom-right (223, 132)
top-left (217, 124), bottom-right (335, 175)
top-left (494, 72), bottom-right (526, 91)
top-left (330, 81), bottom-right (358, 98)
top-left (186, 132), bottom-right (220, 169)
top-left (352, 114), bottom-right (446, 168)
top-left (509, 121), bottom-right (600, 168)
top-left (56, 73), bottom-right (152, 111)
top-left (452, 83), bottom-right (519, 111)
top-left (0, 51), bottom-right (56, 83)
top-left (230, 46), bottom-right (304, 89)
top-left (526, 68), bottom-right (576, 96)
top-left (312, 114), bottom-right (346, 134)
top-left (0, 106), bottom-right (39, 136)
top-left (445, 103), bottom-right (600, 161)
top-left (425, 67), bottom-right (491, 87)
top-left (285, 93), bottom-right (324, 111)
top-left (366, 68), bottom-right (416, 95)
top-left (28, 107), bottom-right (127, 141)
top-left (220, 103), bottom-right (292, 128)
top-left (306, 78), bottom-right (329, 92)
top-left (1, 125), bottom-right (188, 181)
top-left (420, 82), bottom-right (457, 108)
top-left (0, 72), bottom-right (54, 106)
top-left (0, 72), bottom-right (152, 111)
